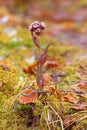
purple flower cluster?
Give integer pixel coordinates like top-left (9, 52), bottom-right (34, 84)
top-left (29, 21), bottom-right (46, 35)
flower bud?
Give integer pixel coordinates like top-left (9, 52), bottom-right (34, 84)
top-left (40, 22), bottom-right (46, 30)
top-left (29, 21), bottom-right (46, 35)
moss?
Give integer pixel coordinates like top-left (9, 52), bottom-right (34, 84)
top-left (34, 100), bottom-right (43, 116)
top-left (17, 104), bottom-right (32, 111)
top-left (81, 119), bottom-right (87, 129)
top-left (0, 64), bottom-right (19, 94)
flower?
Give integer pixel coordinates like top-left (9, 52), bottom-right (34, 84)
top-left (29, 21), bottom-right (46, 35)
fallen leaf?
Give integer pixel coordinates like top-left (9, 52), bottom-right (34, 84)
top-left (18, 89), bottom-right (38, 104)
top-left (77, 93), bottom-right (87, 99)
top-left (64, 93), bottom-right (79, 104)
top-left (71, 102), bottom-right (87, 110)
top-left (46, 59), bottom-right (59, 68)
top-left (0, 60), bottom-right (17, 72)
top-left (23, 63), bottom-right (37, 74)
top-left (78, 82), bottom-right (87, 89)
top-left (49, 85), bottom-right (63, 100)
top-left (64, 115), bottom-right (72, 127)
top-left (49, 85), bottom-right (55, 93)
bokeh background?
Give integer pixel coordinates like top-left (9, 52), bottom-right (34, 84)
top-left (0, 0), bottom-right (87, 48)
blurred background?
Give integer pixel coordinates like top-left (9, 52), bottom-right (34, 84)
top-left (0, 0), bottom-right (87, 48)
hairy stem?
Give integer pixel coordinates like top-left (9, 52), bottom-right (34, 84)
top-left (31, 31), bottom-right (40, 48)
top-left (36, 63), bottom-right (44, 90)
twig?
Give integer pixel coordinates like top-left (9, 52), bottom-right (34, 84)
top-left (48, 104), bottom-right (64, 130)
top-left (48, 119), bottom-right (60, 124)
top-left (45, 117), bottom-right (51, 130)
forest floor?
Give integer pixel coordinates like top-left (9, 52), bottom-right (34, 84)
top-left (0, 7), bottom-right (87, 130)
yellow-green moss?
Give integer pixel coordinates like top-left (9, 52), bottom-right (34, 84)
top-left (0, 63), bottom-right (19, 93)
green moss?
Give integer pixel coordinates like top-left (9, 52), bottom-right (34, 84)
top-left (17, 104), bottom-right (32, 111)
top-left (34, 100), bottom-right (43, 116)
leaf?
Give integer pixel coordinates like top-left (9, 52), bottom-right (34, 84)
top-left (38, 42), bottom-right (53, 66)
top-left (71, 102), bottom-right (87, 110)
top-left (77, 82), bottom-right (87, 90)
top-left (18, 89), bottom-right (38, 104)
top-left (49, 85), bottom-right (56, 93)
top-left (0, 60), bottom-right (17, 72)
top-left (0, 60), bottom-right (10, 70)
top-left (46, 59), bottom-right (59, 68)
top-left (23, 63), bottom-right (36, 75)
top-left (64, 93), bottom-right (79, 104)
top-left (77, 93), bottom-right (87, 99)
top-left (49, 85), bottom-right (63, 100)
top-left (64, 115), bottom-right (72, 127)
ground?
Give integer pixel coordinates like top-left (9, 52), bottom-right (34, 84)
top-left (0, 4), bottom-right (87, 130)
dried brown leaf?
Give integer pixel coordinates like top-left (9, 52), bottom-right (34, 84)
top-left (64, 93), bottom-right (79, 104)
top-left (71, 102), bottom-right (87, 110)
top-left (18, 89), bottom-right (38, 104)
